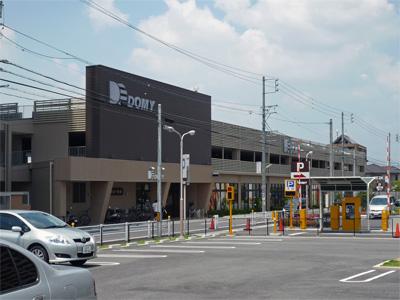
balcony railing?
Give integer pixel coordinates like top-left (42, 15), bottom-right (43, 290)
top-left (69, 146), bottom-right (87, 157)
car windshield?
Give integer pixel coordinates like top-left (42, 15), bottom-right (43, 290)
top-left (370, 198), bottom-right (388, 205)
top-left (18, 212), bottom-right (67, 229)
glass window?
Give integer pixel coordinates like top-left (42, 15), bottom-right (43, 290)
top-left (240, 150), bottom-right (253, 162)
top-left (255, 152), bottom-right (262, 162)
top-left (0, 246), bottom-right (38, 294)
top-left (280, 155), bottom-right (289, 165)
top-left (211, 146), bottom-right (223, 159)
top-left (18, 212), bottom-right (66, 229)
top-left (223, 148), bottom-right (233, 160)
top-left (0, 246), bottom-right (19, 293)
top-left (359, 165), bottom-right (364, 172)
top-left (73, 182), bottom-right (86, 203)
top-left (0, 213), bottom-right (29, 231)
top-left (270, 154), bottom-right (280, 164)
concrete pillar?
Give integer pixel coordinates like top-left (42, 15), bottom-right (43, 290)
top-left (238, 182), bottom-right (242, 209)
top-left (53, 181), bottom-right (67, 219)
top-left (4, 123), bottom-right (12, 191)
top-left (89, 181), bottom-right (113, 224)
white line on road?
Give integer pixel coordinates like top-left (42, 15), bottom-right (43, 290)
top-left (289, 232), bottom-right (307, 236)
top-left (150, 245), bottom-right (236, 249)
top-left (339, 270), bottom-right (375, 282)
top-left (97, 254), bottom-right (167, 258)
top-left (361, 270), bottom-right (396, 282)
top-left (209, 238), bottom-right (282, 242)
top-left (339, 270), bottom-right (397, 283)
top-left (112, 249), bottom-right (205, 254)
top-left (183, 241), bottom-right (261, 245)
top-left (84, 261), bottom-right (121, 266)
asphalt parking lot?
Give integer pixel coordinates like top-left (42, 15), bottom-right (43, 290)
top-left (81, 233), bottom-right (400, 300)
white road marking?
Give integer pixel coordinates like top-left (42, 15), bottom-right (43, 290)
top-left (289, 232), bottom-right (307, 236)
top-left (340, 270), bottom-right (396, 283)
top-left (97, 254), bottom-right (167, 258)
top-left (150, 245), bottom-right (236, 249)
top-left (112, 249), bottom-right (205, 254)
top-left (362, 271), bottom-right (396, 282)
top-left (84, 261), bottom-right (120, 266)
top-left (339, 270), bottom-right (375, 282)
top-left (183, 241), bottom-right (261, 245)
top-left (211, 238), bottom-right (283, 242)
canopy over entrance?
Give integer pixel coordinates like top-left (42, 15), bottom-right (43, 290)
top-left (309, 176), bottom-right (376, 231)
top-left (310, 176), bottom-right (375, 192)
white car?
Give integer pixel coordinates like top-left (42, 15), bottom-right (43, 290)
top-left (369, 195), bottom-right (394, 219)
top-left (0, 239), bottom-right (97, 299)
top-left (0, 210), bottom-right (97, 265)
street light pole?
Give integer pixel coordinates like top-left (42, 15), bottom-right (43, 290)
top-left (164, 125), bottom-right (195, 238)
top-left (306, 151), bottom-right (313, 211)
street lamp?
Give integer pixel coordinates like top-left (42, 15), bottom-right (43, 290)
top-left (163, 125), bottom-right (195, 238)
top-left (306, 151), bottom-right (313, 210)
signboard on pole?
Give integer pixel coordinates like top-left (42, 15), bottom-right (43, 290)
top-left (182, 154), bottom-right (190, 183)
top-left (284, 180), bottom-right (297, 197)
top-left (256, 161), bottom-right (261, 174)
top-left (290, 161), bottom-right (310, 179)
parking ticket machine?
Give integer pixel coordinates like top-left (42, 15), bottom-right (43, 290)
top-left (341, 197), bottom-right (361, 232)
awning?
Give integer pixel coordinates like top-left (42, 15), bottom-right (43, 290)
top-left (310, 176), bottom-right (375, 192)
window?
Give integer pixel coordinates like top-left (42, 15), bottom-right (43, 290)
top-left (312, 160), bottom-right (319, 168)
top-left (0, 213), bottom-right (29, 231)
top-left (0, 246), bottom-right (38, 294)
top-left (348, 164), bottom-right (353, 172)
top-left (223, 148), bottom-right (233, 160)
top-left (255, 152), bottom-right (262, 162)
top-left (270, 154), bottom-right (280, 164)
top-left (334, 163), bottom-right (341, 170)
top-left (320, 161), bottom-right (327, 169)
top-left (211, 146), bottom-right (222, 159)
top-left (73, 182), bottom-right (86, 203)
top-left (359, 165), bottom-right (364, 172)
top-left (240, 150), bottom-right (253, 162)
top-left (280, 155), bottom-right (289, 165)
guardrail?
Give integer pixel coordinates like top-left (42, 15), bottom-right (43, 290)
top-left (77, 212), bottom-right (272, 245)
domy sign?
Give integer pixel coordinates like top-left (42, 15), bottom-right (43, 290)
top-left (109, 81), bottom-right (156, 112)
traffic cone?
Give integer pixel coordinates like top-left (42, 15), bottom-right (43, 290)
top-left (394, 223), bottom-right (400, 238)
top-left (209, 217), bottom-right (215, 230)
top-left (279, 217), bottom-right (283, 232)
top-left (244, 218), bottom-right (251, 231)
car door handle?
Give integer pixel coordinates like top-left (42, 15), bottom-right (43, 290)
top-left (32, 295), bottom-right (45, 300)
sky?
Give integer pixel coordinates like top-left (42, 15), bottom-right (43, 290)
top-left (0, 0), bottom-right (399, 166)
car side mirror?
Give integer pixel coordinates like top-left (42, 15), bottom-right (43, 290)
top-left (11, 226), bottom-right (23, 235)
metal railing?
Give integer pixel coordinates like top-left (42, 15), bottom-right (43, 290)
top-left (69, 146), bottom-right (87, 157)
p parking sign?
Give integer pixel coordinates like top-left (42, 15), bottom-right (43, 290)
top-left (285, 180), bottom-right (297, 197)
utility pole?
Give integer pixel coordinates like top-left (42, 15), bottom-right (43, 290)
top-left (157, 104), bottom-right (162, 236)
top-left (353, 148), bottom-right (356, 176)
top-left (341, 112), bottom-right (344, 176)
top-left (261, 77), bottom-right (278, 212)
top-left (261, 76), bottom-right (266, 213)
top-left (386, 133), bottom-right (391, 206)
top-left (329, 119), bottom-right (334, 177)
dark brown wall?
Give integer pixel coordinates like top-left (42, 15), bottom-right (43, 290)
top-left (86, 65), bottom-right (211, 165)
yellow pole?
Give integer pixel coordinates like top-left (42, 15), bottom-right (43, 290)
top-left (290, 199), bottom-right (293, 229)
top-left (273, 211), bottom-right (277, 233)
top-left (229, 199), bottom-right (233, 236)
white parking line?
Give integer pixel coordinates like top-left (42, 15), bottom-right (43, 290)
top-left (150, 245), bottom-right (236, 249)
top-left (289, 232), bottom-right (307, 236)
top-left (210, 238), bottom-right (282, 242)
top-left (339, 270), bottom-right (396, 283)
top-left (112, 249), bottom-right (205, 254)
top-left (97, 254), bottom-right (167, 258)
top-left (184, 241), bottom-right (261, 245)
top-left (84, 261), bottom-right (120, 266)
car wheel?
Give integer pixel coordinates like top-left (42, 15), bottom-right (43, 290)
top-left (29, 245), bottom-right (49, 263)
top-left (70, 260), bottom-right (87, 266)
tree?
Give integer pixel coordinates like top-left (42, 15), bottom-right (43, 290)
top-left (392, 180), bottom-right (400, 192)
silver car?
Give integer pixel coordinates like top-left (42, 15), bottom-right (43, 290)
top-left (0, 210), bottom-right (97, 266)
top-left (0, 239), bottom-right (97, 299)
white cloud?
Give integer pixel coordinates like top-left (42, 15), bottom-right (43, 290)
top-left (87, 0), bottom-right (128, 30)
top-left (127, 0), bottom-right (399, 162)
